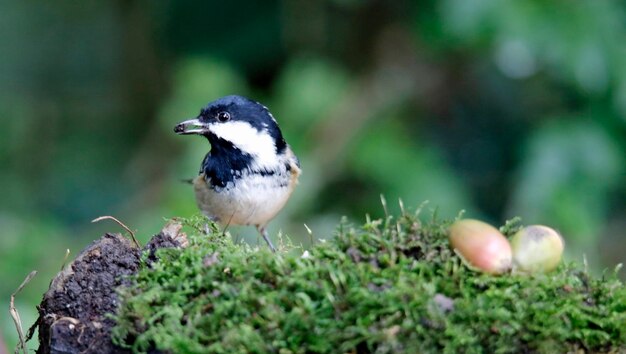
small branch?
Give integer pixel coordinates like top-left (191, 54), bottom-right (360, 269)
top-left (92, 216), bottom-right (140, 248)
top-left (380, 194), bottom-right (389, 218)
top-left (60, 249), bottom-right (71, 271)
top-left (303, 223), bottom-right (314, 245)
top-left (10, 270), bottom-right (37, 354)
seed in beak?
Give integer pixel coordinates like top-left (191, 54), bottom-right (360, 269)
top-left (174, 123), bottom-right (186, 134)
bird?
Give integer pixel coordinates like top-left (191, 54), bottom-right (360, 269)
top-left (174, 95), bottom-right (301, 252)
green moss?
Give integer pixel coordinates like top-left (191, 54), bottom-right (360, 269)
top-left (112, 212), bottom-right (626, 353)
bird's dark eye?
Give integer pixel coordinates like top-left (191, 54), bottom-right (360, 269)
top-left (216, 111), bottom-right (231, 122)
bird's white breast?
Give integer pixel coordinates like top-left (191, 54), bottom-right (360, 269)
top-left (193, 169), bottom-right (296, 227)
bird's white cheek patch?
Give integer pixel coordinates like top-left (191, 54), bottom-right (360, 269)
top-left (209, 121), bottom-right (278, 168)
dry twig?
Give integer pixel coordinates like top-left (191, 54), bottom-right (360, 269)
top-left (92, 215), bottom-right (140, 248)
top-left (60, 248), bottom-right (71, 271)
top-left (10, 271), bottom-right (37, 354)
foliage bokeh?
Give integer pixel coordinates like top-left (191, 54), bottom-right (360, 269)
top-left (1, 0), bottom-right (625, 351)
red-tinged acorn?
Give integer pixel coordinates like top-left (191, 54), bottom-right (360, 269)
top-left (448, 219), bottom-right (512, 274)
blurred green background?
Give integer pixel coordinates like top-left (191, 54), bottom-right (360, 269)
top-left (1, 0), bottom-right (625, 351)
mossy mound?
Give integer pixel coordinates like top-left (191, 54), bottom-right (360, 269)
top-left (112, 212), bottom-right (626, 353)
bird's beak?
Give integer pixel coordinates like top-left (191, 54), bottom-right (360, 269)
top-left (174, 118), bottom-right (209, 135)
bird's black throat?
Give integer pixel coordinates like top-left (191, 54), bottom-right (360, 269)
top-left (199, 134), bottom-right (254, 189)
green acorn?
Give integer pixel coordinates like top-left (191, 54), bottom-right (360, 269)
top-left (510, 225), bottom-right (564, 273)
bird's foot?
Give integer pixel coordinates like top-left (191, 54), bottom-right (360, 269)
top-left (257, 226), bottom-right (277, 253)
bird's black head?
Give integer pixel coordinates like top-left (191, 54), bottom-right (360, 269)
top-left (174, 95), bottom-right (287, 154)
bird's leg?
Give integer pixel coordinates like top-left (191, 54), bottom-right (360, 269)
top-left (256, 225), bottom-right (276, 252)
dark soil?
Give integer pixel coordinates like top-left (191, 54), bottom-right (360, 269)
top-left (36, 223), bottom-right (187, 354)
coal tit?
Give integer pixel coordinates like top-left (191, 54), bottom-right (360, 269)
top-left (174, 95), bottom-right (301, 251)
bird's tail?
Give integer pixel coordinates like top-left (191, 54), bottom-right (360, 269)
top-left (180, 178), bottom-right (194, 185)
